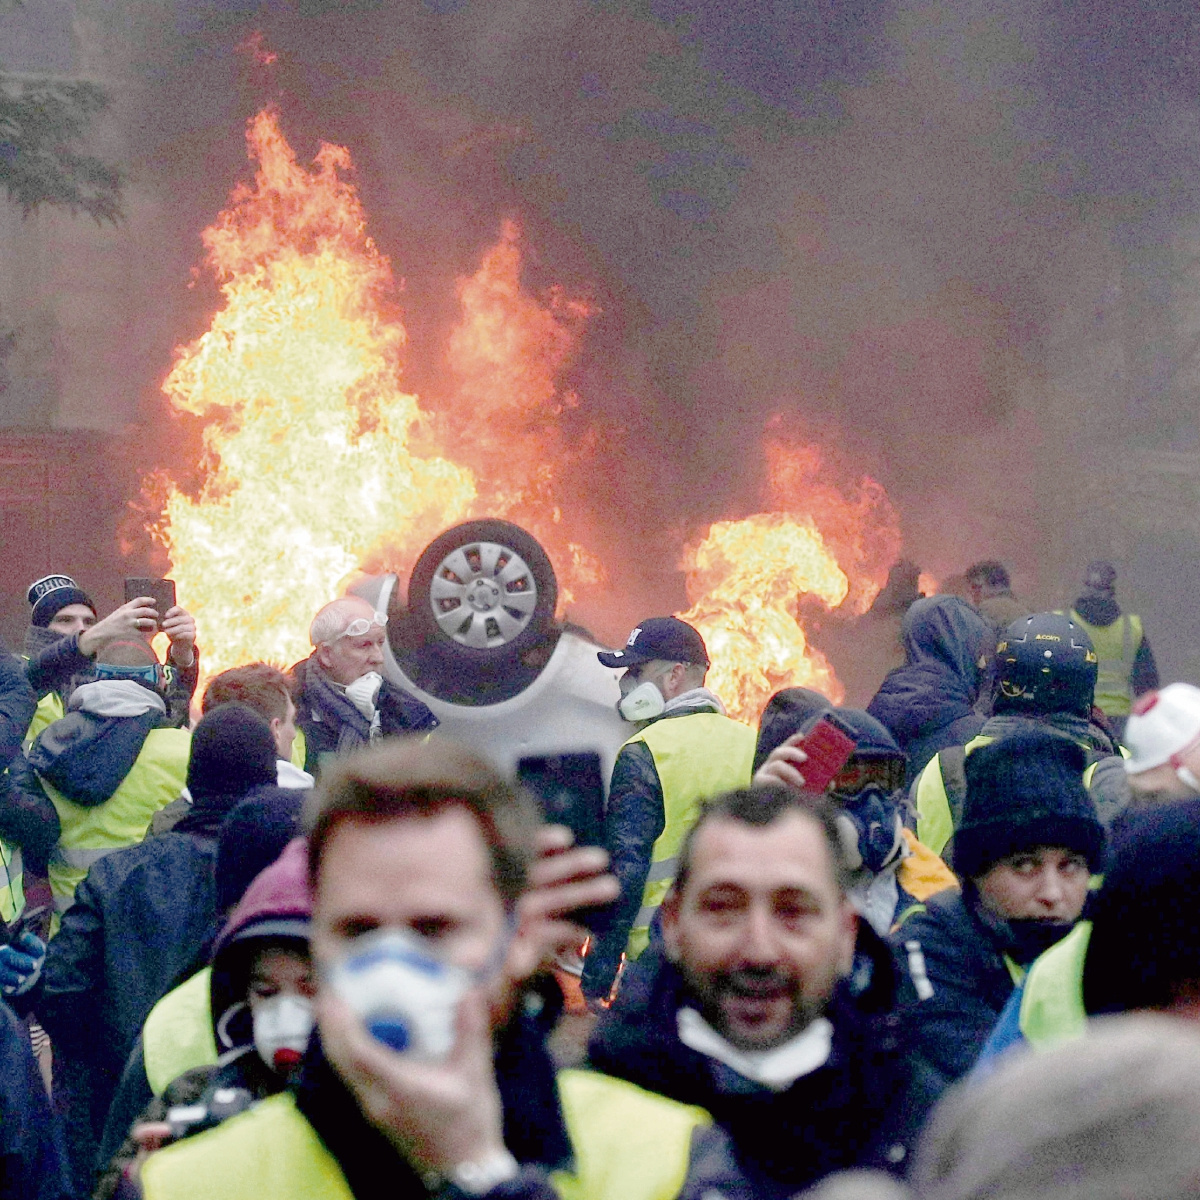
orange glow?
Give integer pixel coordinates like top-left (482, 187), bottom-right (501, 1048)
top-left (918, 572), bottom-right (940, 597)
top-left (679, 437), bottom-right (902, 723)
top-left (147, 109), bottom-right (476, 676)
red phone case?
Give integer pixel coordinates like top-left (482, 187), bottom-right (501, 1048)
top-left (796, 717), bottom-right (858, 793)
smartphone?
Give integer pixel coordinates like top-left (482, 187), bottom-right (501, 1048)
top-left (125, 577), bottom-right (177, 628)
top-left (795, 712), bottom-right (859, 794)
top-left (517, 752), bottom-right (609, 931)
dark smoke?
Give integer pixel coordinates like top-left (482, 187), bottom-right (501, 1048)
top-left (6, 0), bottom-right (1200, 681)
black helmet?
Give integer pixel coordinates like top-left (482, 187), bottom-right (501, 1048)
top-left (994, 612), bottom-right (1098, 717)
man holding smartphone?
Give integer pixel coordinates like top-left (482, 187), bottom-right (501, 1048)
top-left (582, 618), bottom-right (757, 1007)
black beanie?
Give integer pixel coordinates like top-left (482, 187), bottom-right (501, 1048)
top-left (954, 730), bottom-right (1106, 879)
top-left (187, 702), bottom-right (278, 810)
top-left (754, 687), bottom-right (832, 772)
top-left (1083, 799), bottom-right (1200, 1015)
top-left (215, 785), bottom-right (306, 913)
top-left (27, 574), bottom-right (96, 628)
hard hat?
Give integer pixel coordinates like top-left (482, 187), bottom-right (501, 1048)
top-left (994, 613), bottom-right (1098, 718)
top-left (1123, 684), bottom-right (1200, 775)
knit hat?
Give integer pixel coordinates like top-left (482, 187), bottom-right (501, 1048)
top-left (754, 687), bottom-right (832, 771)
top-left (954, 731), bottom-right (1106, 879)
top-left (1084, 560), bottom-right (1118, 595)
top-left (1123, 684), bottom-right (1200, 775)
top-left (186, 702), bottom-right (278, 810)
top-left (215, 785), bottom-right (307, 914)
top-left (27, 574), bottom-right (95, 628)
top-left (1082, 798), bottom-right (1200, 1015)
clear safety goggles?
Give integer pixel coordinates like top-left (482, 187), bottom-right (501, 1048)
top-left (336, 612), bottom-right (388, 640)
top-left (94, 661), bottom-right (163, 687)
top-left (827, 756), bottom-right (907, 800)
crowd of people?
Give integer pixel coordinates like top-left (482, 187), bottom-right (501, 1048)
top-left (0, 556), bottom-right (1194, 1200)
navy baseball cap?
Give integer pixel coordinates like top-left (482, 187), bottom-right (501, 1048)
top-left (597, 617), bottom-right (710, 669)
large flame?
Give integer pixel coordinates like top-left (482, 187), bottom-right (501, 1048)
top-left (679, 438), bottom-right (902, 723)
top-left (147, 109), bottom-right (476, 673)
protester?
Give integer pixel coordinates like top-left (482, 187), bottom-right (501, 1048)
top-left (753, 703), bottom-right (957, 936)
top-left (588, 786), bottom-right (942, 1196)
top-left (752, 687), bottom-right (831, 774)
top-left (1063, 561), bottom-right (1158, 736)
top-left (867, 596), bottom-right (992, 783)
top-left (896, 731), bottom-right (1105, 1087)
top-left (1119, 683), bottom-right (1200, 805)
top-left (96, 838), bottom-right (313, 1199)
top-left (0, 640), bottom-right (41, 926)
top-left (139, 738), bottom-right (743, 1200)
top-left (977, 794), bottom-right (1200, 1067)
top-left (0, 996), bottom-right (74, 1200)
top-left (963, 561), bottom-right (1028, 639)
top-left (291, 597), bottom-right (437, 776)
top-left (910, 612), bottom-right (1125, 858)
top-left (582, 617), bottom-right (757, 1005)
top-left (23, 574), bottom-right (198, 738)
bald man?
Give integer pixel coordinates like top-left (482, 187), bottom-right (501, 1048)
top-left (291, 597), bottom-right (437, 776)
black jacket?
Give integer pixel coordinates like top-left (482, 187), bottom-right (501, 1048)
top-left (291, 657), bottom-right (437, 776)
top-left (892, 886), bottom-right (1025, 1089)
top-left (21, 834), bottom-right (217, 1193)
top-left (0, 652), bottom-right (50, 873)
top-left (587, 932), bottom-right (944, 1196)
top-left (0, 999), bottom-right (75, 1200)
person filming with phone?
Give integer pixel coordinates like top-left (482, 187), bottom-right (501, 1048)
top-left (581, 618), bottom-right (758, 1008)
top-left (138, 737), bottom-right (744, 1200)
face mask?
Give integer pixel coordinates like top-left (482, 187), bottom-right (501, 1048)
top-left (1005, 918), bottom-right (1076, 965)
top-left (618, 680), bottom-right (665, 722)
top-left (327, 923), bottom-right (513, 1060)
top-left (252, 993), bottom-right (314, 1073)
top-left (345, 671), bottom-right (383, 719)
top-left (834, 786), bottom-right (903, 875)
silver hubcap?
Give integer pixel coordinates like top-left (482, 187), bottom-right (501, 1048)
top-left (429, 541), bottom-right (539, 649)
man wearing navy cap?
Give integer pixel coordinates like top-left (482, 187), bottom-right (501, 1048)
top-left (582, 617), bottom-right (757, 1004)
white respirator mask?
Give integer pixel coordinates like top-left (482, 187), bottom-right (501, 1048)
top-left (345, 671), bottom-right (383, 720)
top-left (252, 993), bottom-right (314, 1073)
top-left (618, 680), bottom-right (665, 723)
top-left (1178, 765), bottom-right (1200, 795)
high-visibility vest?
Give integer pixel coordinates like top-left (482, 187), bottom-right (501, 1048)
top-left (142, 1070), bottom-right (711, 1200)
top-left (40, 728), bottom-right (191, 919)
top-left (0, 840), bottom-right (22, 924)
top-left (25, 693), bottom-right (65, 750)
top-left (1018, 920), bottom-right (1092, 1048)
top-left (1068, 611), bottom-right (1143, 719)
top-left (144, 967), bottom-right (217, 1096)
top-left (913, 736), bottom-right (1113, 859)
top-left (624, 713), bottom-right (757, 959)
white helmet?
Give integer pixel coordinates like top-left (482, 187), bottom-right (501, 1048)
top-left (1123, 684), bottom-right (1200, 775)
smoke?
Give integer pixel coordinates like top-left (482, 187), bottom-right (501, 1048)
top-left (20, 0), bottom-right (1200, 671)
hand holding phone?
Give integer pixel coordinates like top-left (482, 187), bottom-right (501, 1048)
top-left (124, 577), bottom-right (177, 629)
top-left (753, 713), bottom-right (858, 795)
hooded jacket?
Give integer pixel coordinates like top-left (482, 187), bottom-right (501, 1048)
top-left (868, 597), bottom-right (991, 782)
top-left (587, 930), bottom-right (944, 1197)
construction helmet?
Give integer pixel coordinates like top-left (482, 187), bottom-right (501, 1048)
top-left (994, 612), bottom-right (1098, 717)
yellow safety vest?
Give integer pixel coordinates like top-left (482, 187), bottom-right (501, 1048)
top-left (625, 713), bottom-right (757, 958)
top-left (1068, 610), bottom-right (1143, 719)
top-left (25, 693), bottom-right (65, 750)
top-left (41, 728), bottom-right (191, 920)
top-left (1018, 920), bottom-right (1092, 1048)
top-left (144, 967), bottom-right (217, 1096)
top-left (142, 1070), bottom-right (711, 1200)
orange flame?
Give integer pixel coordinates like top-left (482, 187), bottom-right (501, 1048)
top-left (147, 109), bottom-right (476, 675)
top-left (678, 437), bottom-right (902, 723)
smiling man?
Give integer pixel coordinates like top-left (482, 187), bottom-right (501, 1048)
top-left (588, 786), bottom-right (941, 1197)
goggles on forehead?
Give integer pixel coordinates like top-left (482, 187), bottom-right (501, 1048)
top-left (337, 612), bottom-right (388, 640)
top-left (827, 756), bottom-right (906, 799)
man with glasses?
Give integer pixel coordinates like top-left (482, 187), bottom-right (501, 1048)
top-left (292, 597), bottom-right (437, 777)
top-left (581, 618), bottom-right (757, 1007)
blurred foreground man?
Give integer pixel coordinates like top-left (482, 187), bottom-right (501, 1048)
top-left (589, 788), bottom-right (942, 1197)
top-left (583, 618), bottom-right (757, 1004)
top-left (292, 597), bottom-right (437, 776)
top-left (141, 739), bottom-right (744, 1200)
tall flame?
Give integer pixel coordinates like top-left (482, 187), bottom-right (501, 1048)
top-left (679, 438), bottom-right (902, 723)
top-left (147, 109), bottom-right (476, 673)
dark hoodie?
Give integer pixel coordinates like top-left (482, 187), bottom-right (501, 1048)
top-left (587, 931), bottom-right (943, 1198)
top-left (868, 597), bottom-right (992, 781)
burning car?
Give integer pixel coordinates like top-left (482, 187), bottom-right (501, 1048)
top-left (348, 518), bottom-right (634, 778)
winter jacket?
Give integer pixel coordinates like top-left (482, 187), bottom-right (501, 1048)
top-left (890, 886), bottom-right (1036, 1089)
top-left (291, 657), bottom-right (437, 777)
top-left (0, 652), bottom-right (47, 912)
top-left (587, 930), bottom-right (944, 1197)
top-left (581, 696), bottom-right (756, 1001)
top-left (14, 832), bottom-right (217, 1194)
top-left (0, 999), bottom-right (74, 1200)
top-left (867, 597), bottom-right (992, 782)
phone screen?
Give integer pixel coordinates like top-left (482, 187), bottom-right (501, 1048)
top-left (124, 578), bottom-right (177, 628)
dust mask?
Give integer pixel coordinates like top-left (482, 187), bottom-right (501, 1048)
top-left (253, 994), bottom-right (314, 1073)
top-left (345, 672), bottom-right (383, 720)
top-left (619, 680), bottom-right (665, 722)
